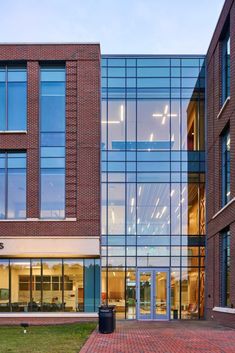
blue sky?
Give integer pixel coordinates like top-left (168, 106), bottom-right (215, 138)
top-left (0, 0), bottom-right (225, 54)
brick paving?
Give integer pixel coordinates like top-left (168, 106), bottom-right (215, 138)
top-left (80, 320), bottom-right (235, 353)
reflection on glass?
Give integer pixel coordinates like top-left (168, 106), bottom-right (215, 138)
top-left (0, 260), bottom-right (9, 312)
top-left (64, 260), bottom-right (84, 312)
top-left (40, 66), bottom-right (65, 219)
top-left (126, 270), bottom-right (136, 319)
top-left (11, 260), bottom-right (30, 312)
top-left (107, 270), bottom-right (125, 318)
top-left (138, 100), bottom-right (170, 150)
top-left (107, 100), bottom-right (125, 150)
top-left (137, 183), bottom-right (170, 235)
top-left (171, 269), bottom-right (180, 319)
top-left (155, 272), bottom-right (167, 316)
top-left (182, 184), bottom-right (205, 235)
top-left (140, 272), bottom-right (151, 316)
top-left (0, 153), bottom-right (26, 219)
top-left (108, 184), bottom-right (125, 234)
top-left (42, 260), bottom-right (62, 312)
top-left (127, 184), bottom-right (136, 235)
top-left (181, 268), bottom-right (199, 319)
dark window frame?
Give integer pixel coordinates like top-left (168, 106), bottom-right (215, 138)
top-left (220, 229), bottom-right (231, 307)
top-left (221, 127), bottom-right (230, 206)
top-left (221, 29), bottom-right (230, 105)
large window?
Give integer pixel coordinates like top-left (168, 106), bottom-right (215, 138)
top-left (221, 128), bottom-right (230, 206)
top-left (222, 32), bottom-right (230, 104)
top-left (221, 229), bottom-right (230, 307)
top-left (0, 66), bottom-right (27, 131)
top-left (0, 258), bottom-right (100, 313)
top-left (0, 152), bottom-right (26, 219)
top-left (40, 66), bottom-right (66, 219)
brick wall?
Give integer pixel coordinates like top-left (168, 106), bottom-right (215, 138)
top-left (206, 0), bottom-right (235, 327)
top-left (0, 44), bottom-right (100, 238)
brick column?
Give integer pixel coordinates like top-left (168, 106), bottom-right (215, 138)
top-left (66, 61), bottom-right (77, 218)
top-left (77, 57), bottom-right (100, 236)
top-left (27, 61), bottom-right (40, 219)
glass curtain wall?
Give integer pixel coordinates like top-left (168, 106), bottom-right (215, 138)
top-left (0, 258), bottom-right (100, 313)
top-left (101, 56), bottom-right (205, 319)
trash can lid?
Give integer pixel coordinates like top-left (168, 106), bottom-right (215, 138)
top-left (99, 305), bottom-right (116, 309)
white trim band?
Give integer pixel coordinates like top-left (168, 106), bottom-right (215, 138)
top-left (217, 96), bottom-right (230, 119)
top-left (213, 307), bottom-right (235, 314)
top-left (212, 197), bottom-right (235, 219)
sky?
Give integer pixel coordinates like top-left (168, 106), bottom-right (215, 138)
top-left (0, 0), bottom-right (225, 54)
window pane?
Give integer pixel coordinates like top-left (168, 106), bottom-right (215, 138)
top-left (84, 259), bottom-right (95, 312)
top-left (137, 100), bottom-right (170, 150)
top-left (7, 168), bottom-right (26, 219)
top-left (0, 82), bottom-right (6, 130)
top-left (108, 184), bottom-right (125, 234)
top-left (40, 169), bottom-right (65, 219)
top-left (42, 260), bottom-right (62, 312)
top-left (181, 268), bottom-right (199, 319)
top-left (64, 260), bottom-right (84, 312)
top-left (0, 260), bottom-right (9, 312)
top-left (41, 82), bottom-right (65, 131)
top-left (11, 260), bottom-right (30, 312)
top-left (137, 183), bottom-right (170, 235)
top-left (107, 100), bottom-right (125, 150)
top-left (108, 269), bottom-right (125, 319)
top-left (0, 167), bottom-right (5, 219)
top-left (8, 82), bottom-right (27, 130)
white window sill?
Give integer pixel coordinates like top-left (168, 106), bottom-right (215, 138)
top-left (213, 307), bottom-right (235, 314)
top-left (0, 218), bottom-right (77, 222)
top-left (217, 96), bottom-right (230, 119)
top-left (0, 130), bottom-right (27, 134)
top-left (0, 312), bottom-right (98, 318)
top-left (212, 197), bottom-right (235, 219)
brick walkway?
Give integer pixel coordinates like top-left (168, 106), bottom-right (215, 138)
top-left (80, 320), bottom-right (235, 353)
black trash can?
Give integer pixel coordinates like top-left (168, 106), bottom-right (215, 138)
top-left (99, 305), bottom-right (116, 334)
top-left (173, 309), bottom-right (178, 320)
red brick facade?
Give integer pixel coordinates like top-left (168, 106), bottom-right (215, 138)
top-left (206, 0), bottom-right (235, 327)
top-left (0, 44), bottom-right (101, 238)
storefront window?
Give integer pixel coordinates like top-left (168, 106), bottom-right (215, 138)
top-left (0, 258), bottom-right (99, 313)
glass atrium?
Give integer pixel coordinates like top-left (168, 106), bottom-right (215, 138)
top-left (101, 56), bottom-right (205, 319)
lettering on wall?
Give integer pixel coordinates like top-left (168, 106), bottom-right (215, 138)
top-left (0, 243), bottom-right (4, 250)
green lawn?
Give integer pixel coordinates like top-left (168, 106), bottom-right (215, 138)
top-left (0, 322), bottom-right (97, 353)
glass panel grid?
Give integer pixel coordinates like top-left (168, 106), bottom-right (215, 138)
top-left (101, 55), bottom-right (205, 320)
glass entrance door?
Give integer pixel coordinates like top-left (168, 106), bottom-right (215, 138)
top-left (137, 268), bottom-right (170, 320)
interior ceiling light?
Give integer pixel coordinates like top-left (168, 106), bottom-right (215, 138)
top-left (101, 120), bottom-right (120, 124)
top-left (111, 210), bottom-right (115, 223)
top-left (152, 105), bottom-right (178, 126)
top-left (120, 104), bottom-right (124, 121)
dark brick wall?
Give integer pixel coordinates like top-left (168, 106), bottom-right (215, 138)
top-left (206, 0), bottom-right (235, 327)
top-left (0, 44), bottom-right (100, 238)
